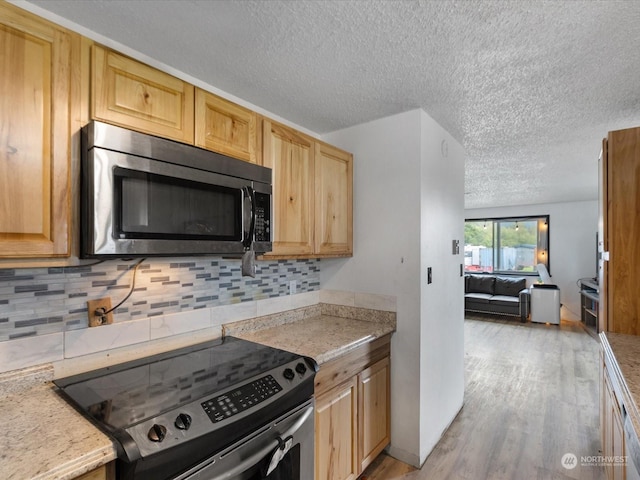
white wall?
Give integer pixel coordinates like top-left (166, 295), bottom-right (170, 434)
top-left (418, 111), bottom-right (466, 459)
top-left (465, 200), bottom-right (598, 321)
top-left (322, 110), bottom-right (423, 463)
top-left (321, 109), bottom-right (465, 466)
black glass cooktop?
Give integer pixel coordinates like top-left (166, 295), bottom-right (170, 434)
top-left (54, 336), bottom-right (300, 430)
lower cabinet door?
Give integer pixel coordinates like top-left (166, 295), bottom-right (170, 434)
top-left (74, 462), bottom-right (114, 480)
top-left (612, 403), bottom-right (626, 480)
top-left (602, 359), bottom-right (628, 480)
top-left (358, 356), bottom-right (391, 472)
top-left (315, 377), bottom-right (358, 480)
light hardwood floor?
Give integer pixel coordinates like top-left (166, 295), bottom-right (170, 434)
top-left (360, 317), bottom-right (604, 480)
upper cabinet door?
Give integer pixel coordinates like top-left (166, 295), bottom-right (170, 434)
top-left (605, 127), bottom-right (640, 335)
top-left (0, 3), bottom-right (78, 257)
top-left (315, 142), bottom-right (353, 256)
top-left (92, 45), bottom-right (194, 143)
top-left (195, 89), bottom-right (259, 163)
top-left (263, 119), bottom-right (315, 256)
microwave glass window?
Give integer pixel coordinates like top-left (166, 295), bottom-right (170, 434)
top-left (114, 168), bottom-right (242, 241)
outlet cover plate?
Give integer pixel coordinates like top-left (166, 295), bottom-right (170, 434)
top-left (87, 297), bottom-right (114, 327)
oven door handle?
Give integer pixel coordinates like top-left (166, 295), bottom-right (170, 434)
top-left (264, 435), bottom-right (293, 476)
top-left (207, 404), bottom-right (313, 480)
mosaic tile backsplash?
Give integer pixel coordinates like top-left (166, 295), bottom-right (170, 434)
top-left (0, 258), bottom-right (320, 342)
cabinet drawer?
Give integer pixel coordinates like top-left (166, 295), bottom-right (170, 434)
top-left (315, 335), bottom-right (391, 397)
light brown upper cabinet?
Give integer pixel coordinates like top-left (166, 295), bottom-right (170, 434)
top-left (315, 142), bottom-right (353, 256)
top-left (600, 127), bottom-right (640, 334)
top-left (92, 45), bottom-right (194, 143)
top-left (263, 119), bottom-right (315, 256)
top-left (195, 89), bottom-right (259, 163)
top-left (0, 3), bottom-right (79, 258)
top-left (262, 119), bottom-right (353, 258)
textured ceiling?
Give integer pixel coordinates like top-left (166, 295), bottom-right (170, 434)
top-left (23, 0), bottom-right (640, 208)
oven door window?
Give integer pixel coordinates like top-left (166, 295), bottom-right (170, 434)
top-left (114, 167), bottom-right (242, 241)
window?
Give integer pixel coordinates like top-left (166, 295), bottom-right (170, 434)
top-left (464, 216), bottom-right (549, 275)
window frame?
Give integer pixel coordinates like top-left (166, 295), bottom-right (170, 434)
top-left (464, 215), bottom-right (550, 276)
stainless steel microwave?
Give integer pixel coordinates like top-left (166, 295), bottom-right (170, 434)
top-left (80, 121), bottom-right (272, 258)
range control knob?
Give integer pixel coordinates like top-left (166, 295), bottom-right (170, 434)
top-left (148, 424), bottom-right (167, 442)
top-left (283, 368), bottom-right (295, 380)
top-left (175, 413), bottom-right (192, 430)
top-left (295, 362), bottom-right (307, 375)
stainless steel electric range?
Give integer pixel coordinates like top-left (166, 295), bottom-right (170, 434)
top-left (54, 336), bottom-right (317, 480)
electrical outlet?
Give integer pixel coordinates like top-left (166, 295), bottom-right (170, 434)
top-left (88, 297), bottom-right (114, 327)
top-left (289, 280), bottom-right (297, 295)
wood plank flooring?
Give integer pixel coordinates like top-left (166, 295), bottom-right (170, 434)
top-left (360, 317), bottom-right (604, 480)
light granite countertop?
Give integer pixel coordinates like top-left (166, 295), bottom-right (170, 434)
top-left (0, 366), bottom-right (116, 480)
top-left (600, 332), bottom-right (640, 471)
top-left (230, 314), bottom-right (395, 365)
top-left (0, 304), bottom-right (395, 479)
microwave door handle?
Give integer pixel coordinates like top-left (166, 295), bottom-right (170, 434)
top-left (242, 186), bottom-right (256, 248)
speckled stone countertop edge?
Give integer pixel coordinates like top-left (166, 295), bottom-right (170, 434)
top-left (32, 444), bottom-right (117, 480)
top-left (224, 303), bottom-right (396, 339)
top-left (223, 303), bottom-right (323, 336)
top-left (230, 314), bottom-right (396, 366)
top-left (311, 316), bottom-right (395, 365)
top-left (0, 363), bottom-right (54, 399)
top-left (310, 330), bottom-right (389, 365)
top-left (600, 333), bottom-right (640, 469)
top-left (0, 382), bottom-right (117, 480)
top-left (601, 333), bottom-right (640, 418)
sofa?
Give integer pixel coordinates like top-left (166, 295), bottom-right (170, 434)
top-left (465, 274), bottom-right (530, 321)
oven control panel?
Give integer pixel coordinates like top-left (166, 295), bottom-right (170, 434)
top-left (123, 358), bottom-right (315, 458)
top-left (202, 374), bottom-right (282, 423)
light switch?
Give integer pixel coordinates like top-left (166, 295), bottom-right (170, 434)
top-left (427, 267), bottom-right (432, 284)
top-left (452, 239), bottom-right (460, 255)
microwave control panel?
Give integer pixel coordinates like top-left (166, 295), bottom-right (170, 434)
top-left (254, 192), bottom-right (271, 242)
